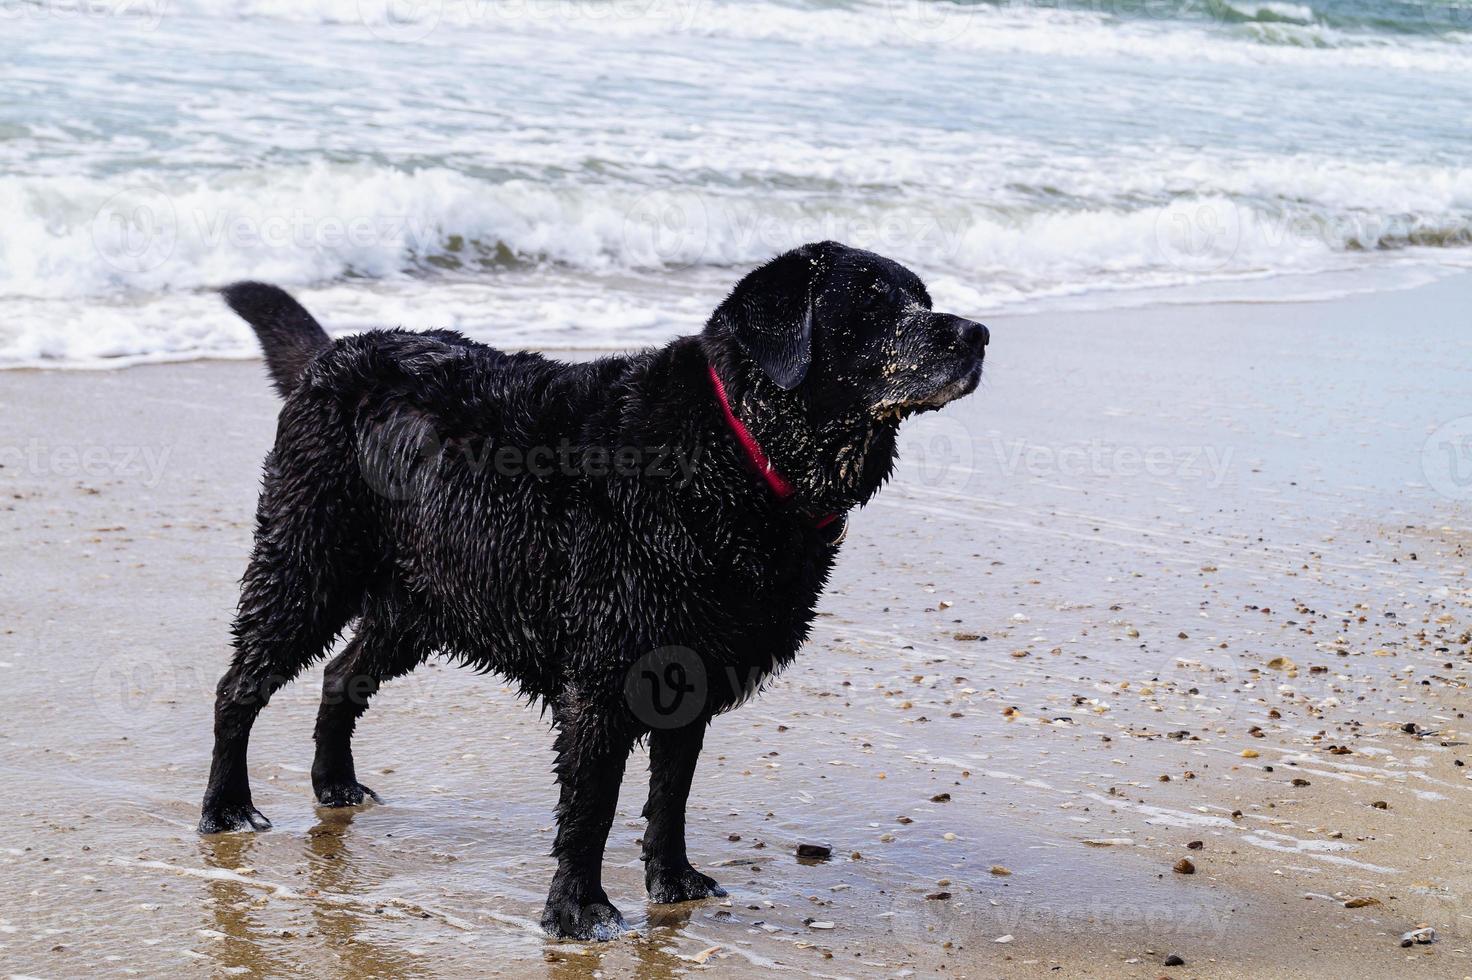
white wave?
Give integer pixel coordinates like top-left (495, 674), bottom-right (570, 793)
top-left (152, 0), bottom-right (1472, 74)
top-left (1218, 0), bottom-right (1316, 24)
top-left (4, 155), bottom-right (1471, 309)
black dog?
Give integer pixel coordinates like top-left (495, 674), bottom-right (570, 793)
top-left (198, 240), bottom-right (987, 940)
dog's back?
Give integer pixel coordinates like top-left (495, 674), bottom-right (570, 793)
top-left (222, 287), bottom-right (672, 690)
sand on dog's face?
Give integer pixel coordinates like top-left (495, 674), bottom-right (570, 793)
top-left (2, 277), bottom-right (1471, 978)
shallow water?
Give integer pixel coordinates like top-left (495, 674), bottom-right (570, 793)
top-left (3, 0), bottom-right (1472, 364)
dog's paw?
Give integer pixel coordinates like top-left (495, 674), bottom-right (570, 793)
top-left (314, 780), bottom-right (381, 808)
top-left (646, 864), bottom-right (727, 904)
top-left (198, 800), bottom-right (272, 834)
top-left (541, 894), bottom-right (629, 941)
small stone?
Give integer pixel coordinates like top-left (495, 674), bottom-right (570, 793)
top-left (1173, 858), bottom-right (1195, 875)
top-left (1400, 927), bottom-right (1436, 947)
top-left (1186, 841), bottom-right (1203, 850)
top-left (990, 865), bottom-right (1012, 876)
top-left (796, 843), bottom-right (833, 859)
top-left (1164, 954), bottom-right (1185, 966)
top-left (994, 934), bottom-right (1014, 944)
top-left (807, 920), bottom-right (835, 930)
top-left (1343, 897), bottom-right (1380, 908)
top-left (1291, 778), bottom-right (1311, 787)
top-left (1240, 749), bottom-right (1260, 758)
top-left (1370, 800), bottom-right (1389, 810)
top-left (925, 891), bottom-right (952, 901)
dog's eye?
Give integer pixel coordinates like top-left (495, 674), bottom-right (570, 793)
top-left (859, 288), bottom-right (888, 313)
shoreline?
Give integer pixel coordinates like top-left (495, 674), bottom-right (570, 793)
top-left (2, 276), bottom-right (1470, 977)
top-left (4, 259), bottom-right (1467, 374)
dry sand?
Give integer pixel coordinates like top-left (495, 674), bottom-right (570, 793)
top-left (2, 276), bottom-right (1470, 978)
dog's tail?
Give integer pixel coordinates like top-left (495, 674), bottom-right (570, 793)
top-left (220, 282), bottom-right (332, 397)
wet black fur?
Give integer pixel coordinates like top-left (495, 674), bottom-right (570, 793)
top-left (198, 241), bottom-right (987, 940)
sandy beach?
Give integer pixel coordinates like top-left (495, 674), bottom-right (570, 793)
top-left (2, 275), bottom-right (1470, 978)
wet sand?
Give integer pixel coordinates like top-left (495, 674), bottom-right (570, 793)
top-left (2, 277), bottom-right (1470, 978)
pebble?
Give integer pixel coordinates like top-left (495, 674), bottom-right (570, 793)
top-left (796, 843), bottom-right (833, 859)
top-left (1173, 858), bottom-right (1196, 875)
top-left (1164, 954), bottom-right (1185, 966)
top-left (1400, 927), bottom-right (1435, 947)
top-left (807, 920), bottom-right (834, 930)
top-left (990, 865), bottom-right (1012, 876)
top-left (1342, 897), bottom-right (1380, 908)
top-left (994, 934), bottom-right (1015, 944)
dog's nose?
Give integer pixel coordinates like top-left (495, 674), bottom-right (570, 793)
top-left (959, 319), bottom-right (989, 355)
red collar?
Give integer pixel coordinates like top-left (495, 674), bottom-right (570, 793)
top-left (708, 363), bottom-right (841, 533)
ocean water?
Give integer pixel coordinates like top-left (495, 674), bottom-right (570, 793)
top-left (2, 0), bottom-right (1471, 366)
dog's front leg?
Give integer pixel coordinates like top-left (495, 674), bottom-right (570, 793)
top-left (642, 723), bottom-right (726, 903)
top-left (541, 709), bottom-right (633, 941)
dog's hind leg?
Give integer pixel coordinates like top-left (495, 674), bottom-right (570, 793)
top-left (199, 404), bottom-right (369, 835)
top-left (540, 700), bottom-right (636, 941)
top-left (642, 723), bottom-right (726, 903)
top-left (198, 544), bottom-right (360, 834)
top-left (311, 605), bottom-right (428, 807)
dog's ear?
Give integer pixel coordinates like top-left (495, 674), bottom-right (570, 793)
top-left (717, 241), bottom-right (839, 390)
